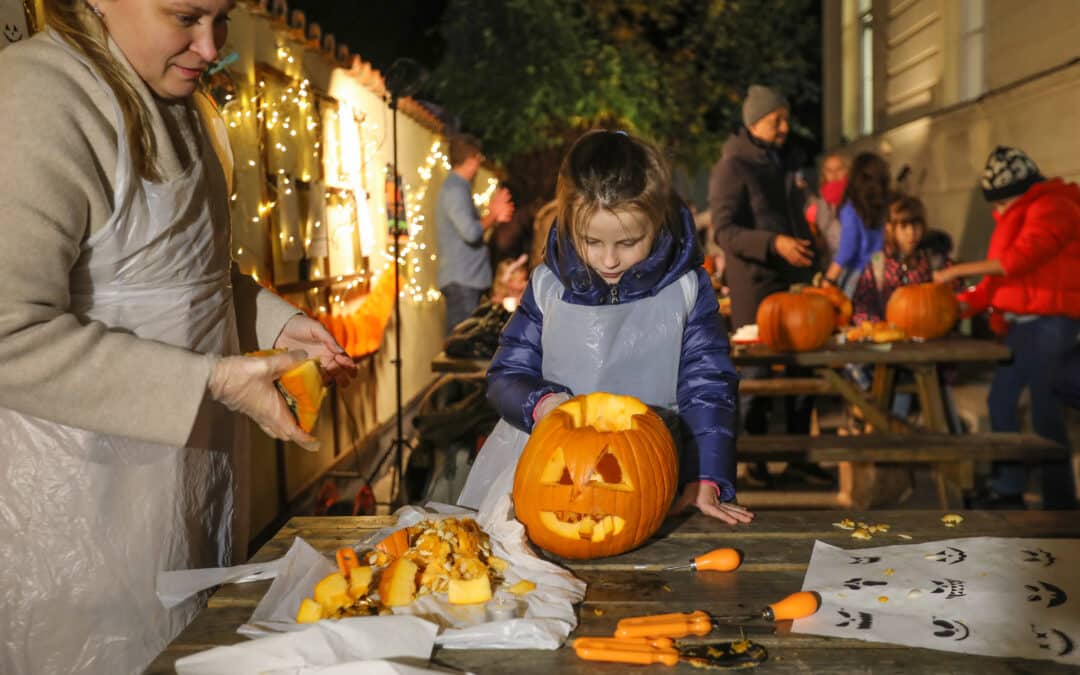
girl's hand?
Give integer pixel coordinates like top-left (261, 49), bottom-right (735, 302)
top-left (669, 482), bottom-right (755, 525)
top-left (532, 392), bottom-right (572, 424)
top-left (932, 268), bottom-right (954, 284)
top-left (274, 315), bottom-right (357, 389)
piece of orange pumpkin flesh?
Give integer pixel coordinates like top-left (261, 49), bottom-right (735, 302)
top-left (448, 576), bottom-right (492, 605)
top-left (378, 558), bottom-right (418, 607)
top-left (277, 358), bottom-right (327, 433)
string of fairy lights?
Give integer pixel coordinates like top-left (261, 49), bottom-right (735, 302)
top-left (216, 36), bottom-right (499, 314)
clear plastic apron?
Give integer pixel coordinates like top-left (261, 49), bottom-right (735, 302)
top-left (457, 266), bottom-right (695, 512)
top-left (0, 35), bottom-right (243, 675)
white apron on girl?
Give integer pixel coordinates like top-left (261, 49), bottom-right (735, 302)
top-left (457, 265), bottom-right (696, 512)
top-left (0, 35), bottom-right (243, 675)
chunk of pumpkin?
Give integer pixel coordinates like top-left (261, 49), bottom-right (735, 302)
top-left (375, 528), bottom-right (411, 558)
top-left (313, 572), bottom-right (351, 613)
top-left (246, 350), bottom-right (328, 433)
top-left (448, 576), bottom-right (492, 605)
top-left (277, 358), bottom-right (327, 433)
top-left (296, 597), bottom-right (325, 624)
top-left (378, 558), bottom-right (419, 607)
top-left (506, 579), bottom-right (536, 595)
top-left (348, 565), bottom-right (373, 599)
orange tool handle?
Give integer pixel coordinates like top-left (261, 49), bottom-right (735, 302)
top-left (766, 591), bottom-right (821, 621)
top-left (694, 547), bottom-right (742, 572)
top-left (336, 547), bottom-right (360, 575)
top-left (615, 610), bottom-right (714, 639)
top-left (574, 637), bottom-right (679, 666)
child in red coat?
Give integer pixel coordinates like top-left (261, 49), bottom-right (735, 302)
top-left (935, 146), bottom-right (1080, 510)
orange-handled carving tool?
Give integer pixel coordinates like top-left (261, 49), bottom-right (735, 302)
top-left (573, 637), bottom-right (680, 666)
top-left (574, 636), bottom-right (768, 668)
top-left (615, 591), bottom-right (821, 639)
top-left (662, 547), bottom-right (743, 572)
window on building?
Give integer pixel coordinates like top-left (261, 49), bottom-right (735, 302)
top-left (858, 0), bottom-right (874, 135)
top-left (959, 0), bottom-right (985, 101)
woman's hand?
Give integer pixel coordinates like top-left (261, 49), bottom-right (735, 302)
top-left (274, 314), bottom-right (357, 388)
top-left (208, 350), bottom-right (320, 451)
top-left (669, 482), bottom-right (755, 525)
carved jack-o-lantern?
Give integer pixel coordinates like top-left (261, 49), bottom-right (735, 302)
top-left (512, 392), bottom-right (678, 560)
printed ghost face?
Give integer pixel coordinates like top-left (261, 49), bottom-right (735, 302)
top-left (932, 617), bottom-right (970, 641)
top-left (1021, 547), bottom-right (1057, 567)
top-left (3, 23), bottom-right (22, 42)
top-left (1025, 581), bottom-right (1068, 609)
top-left (1032, 624), bottom-right (1076, 657)
top-left (926, 546), bottom-right (967, 565)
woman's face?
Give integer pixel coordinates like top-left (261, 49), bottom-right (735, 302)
top-left (99, 0), bottom-right (235, 100)
top-left (579, 207), bottom-right (655, 285)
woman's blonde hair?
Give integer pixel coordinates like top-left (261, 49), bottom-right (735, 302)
top-left (555, 130), bottom-right (678, 263)
top-left (45, 0), bottom-right (161, 182)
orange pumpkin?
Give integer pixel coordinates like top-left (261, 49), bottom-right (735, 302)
top-left (756, 292), bottom-right (836, 352)
top-left (802, 285), bottom-right (853, 328)
top-left (885, 283), bottom-right (959, 340)
top-left (512, 392), bottom-right (678, 560)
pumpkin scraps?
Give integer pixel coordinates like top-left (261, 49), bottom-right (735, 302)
top-left (295, 517), bottom-right (532, 623)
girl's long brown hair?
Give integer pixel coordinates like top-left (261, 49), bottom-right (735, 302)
top-left (843, 152), bottom-right (890, 230)
top-left (44, 0), bottom-right (161, 182)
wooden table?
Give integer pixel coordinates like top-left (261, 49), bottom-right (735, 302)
top-left (148, 510), bottom-right (1079, 673)
top-left (431, 338), bottom-right (1014, 508)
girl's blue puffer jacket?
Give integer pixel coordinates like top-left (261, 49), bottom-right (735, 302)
top-left (485, 206), bottom-right (740, 500)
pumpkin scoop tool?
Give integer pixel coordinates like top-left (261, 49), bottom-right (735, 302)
top-left (573, 636), bottom-right (768, 669)
top-left (615, 591), bottom-right (821, 639)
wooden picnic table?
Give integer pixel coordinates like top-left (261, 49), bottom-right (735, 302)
top-left (431, 338), bottom-right (1016, 508)
top-left (147, 510), bottom-right (1079, 673)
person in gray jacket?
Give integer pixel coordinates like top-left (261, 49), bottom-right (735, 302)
top-left (709, 85), bottom-right (829, 488)
top-left (436, 134), bottom-right (514, 334)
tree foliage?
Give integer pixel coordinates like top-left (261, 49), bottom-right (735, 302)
top-left (429, 0), bottom-right (819, 183)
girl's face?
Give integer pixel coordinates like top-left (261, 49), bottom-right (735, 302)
top-left (887, 215), bottom-right (924, 257)
top-left (100, 0), bottom-right (235, 100)
top-left (580, 208), bottom-right (655, 285)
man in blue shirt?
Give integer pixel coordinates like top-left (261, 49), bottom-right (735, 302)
top-left (436, 134), bottom-right (514, 334)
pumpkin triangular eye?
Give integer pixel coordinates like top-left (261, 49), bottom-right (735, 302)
top-left (589, 452), bottom-right (623, 485)
top-left (558, 467), bottom-right (573, 485)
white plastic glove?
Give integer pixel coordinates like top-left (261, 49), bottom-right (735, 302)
top-left (532, 392), bottom-right (572, 425)
top-left (207, 350), bottom-right (320, 451)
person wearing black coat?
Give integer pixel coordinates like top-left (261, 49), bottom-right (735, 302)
top-left (708, 85), bottom-right (829, 488)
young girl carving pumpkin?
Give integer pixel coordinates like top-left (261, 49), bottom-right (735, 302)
top-left (458, 130), bottom-right (751, 525)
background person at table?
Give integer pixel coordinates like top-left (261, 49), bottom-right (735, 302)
top-left (0, 3), bottom-right (357, 673)
top-left (804, 150), bottom-right (849, 268)
top-left (822, 152), bottom-right (890, 295)
top-left (460, 130), bottom-right (751, 525)
top-left (934, 146), bottom-right (1080, 510)
top-left (709, 84), bottom-right (828, 488)
top-left (437, 133), bottom-right (515, 335)
top-left (851, 194), bottom-right (959, 325)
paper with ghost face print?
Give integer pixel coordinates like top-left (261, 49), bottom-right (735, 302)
top-left (792, 537), bottom-right (1080, 664)
top-left (0, 0), bottom-right (31, 50)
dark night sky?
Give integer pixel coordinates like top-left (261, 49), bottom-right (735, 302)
top-left (286, 0), bottom-right (448, 73)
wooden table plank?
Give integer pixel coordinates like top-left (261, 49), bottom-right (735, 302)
top-left (152, 511), bottom-right (1080, 674)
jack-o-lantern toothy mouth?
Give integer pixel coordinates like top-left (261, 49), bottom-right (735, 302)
top-left (539, 511), bottom-right (626, 542)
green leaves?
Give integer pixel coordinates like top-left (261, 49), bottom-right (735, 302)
top-left (429, 0), bottom-right (818, 179)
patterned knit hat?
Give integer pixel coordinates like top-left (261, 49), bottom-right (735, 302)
top-left (981, 146), bottom-right (1044, 202)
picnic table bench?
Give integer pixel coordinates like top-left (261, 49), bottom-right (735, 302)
top-left (147, 510), bottom-right (1080, 674)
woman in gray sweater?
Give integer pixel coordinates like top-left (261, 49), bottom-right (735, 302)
top-left (0, 2), bottom-right (354, 673)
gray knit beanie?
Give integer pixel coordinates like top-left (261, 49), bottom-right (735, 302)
top-left (742, 84), bottom-right (789, 127)
top-left (981, 146), bottom-right (1044, 202)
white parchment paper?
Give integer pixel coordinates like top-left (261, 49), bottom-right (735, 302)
top-left (792, 537), bottom-right (1080, 665)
